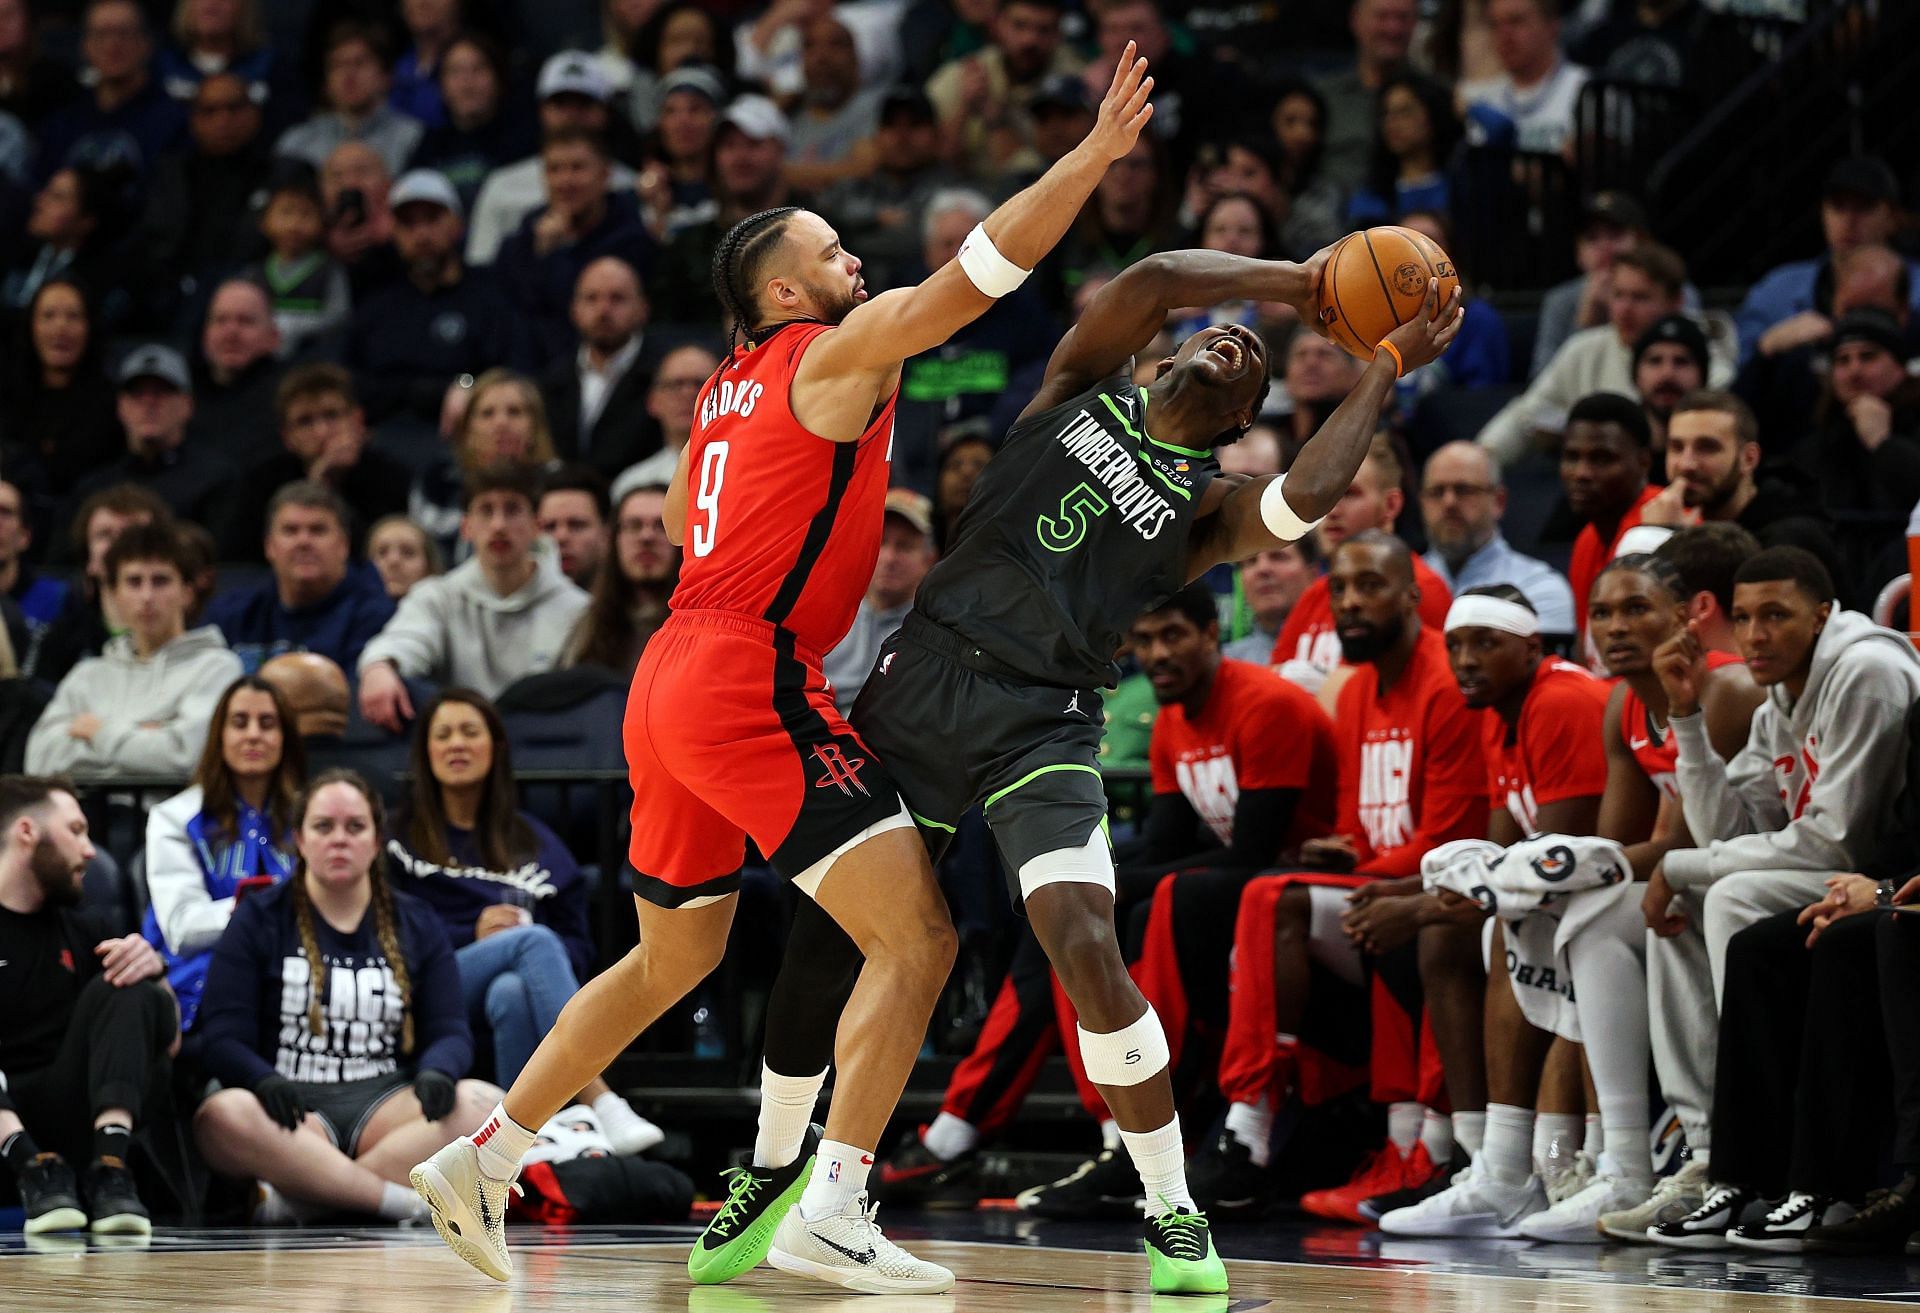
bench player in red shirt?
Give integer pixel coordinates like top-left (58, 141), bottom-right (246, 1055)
top-left (411, 48), bottom-right (1159, 1294)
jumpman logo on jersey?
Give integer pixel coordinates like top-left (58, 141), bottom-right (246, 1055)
top-left (812, 744), bottom-right (871, 797)
top-left (1065, 691), bottom-right (1084, 717)
top-left (1118, 393), bottom-right (1136, 420)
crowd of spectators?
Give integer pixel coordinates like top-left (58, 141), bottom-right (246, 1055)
top-left (3, 0), bottom-right (1920, 1264)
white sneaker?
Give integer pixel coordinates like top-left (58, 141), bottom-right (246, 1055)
top-left (595, 1096), bottom-right (668, 1156)
top-left (1541, 1149), bottom-right (1596, 1206)
top-left (1378, 1160), bottom-right (1546, 1238)
top-left (769, 1193), bottom-right (954, 1294)
top-left (411, 1136), bottom-right (521, 1282)
top-left (1519, 1155), bottom-right (1651, 1244)
top-left (1598, 1155), bottom-right (1710, 1243)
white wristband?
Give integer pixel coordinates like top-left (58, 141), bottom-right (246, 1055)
top-left (1260, 476), bottom-right (1324, 542)
top-left (955, 222), bottom-right (1030, 297)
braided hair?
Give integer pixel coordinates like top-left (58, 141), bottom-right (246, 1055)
top-left (289, 769), bottom-right (415, 1055)
top-left (712, 205), bottom-right (803, 366)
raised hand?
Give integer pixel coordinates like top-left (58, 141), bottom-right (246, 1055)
top-left (1081, 41), bottom-right (1154, 163)
top-left (1380, 279), bottom-right (1465, 373)
top-left (1651, 619), bottom-right (1710, 718)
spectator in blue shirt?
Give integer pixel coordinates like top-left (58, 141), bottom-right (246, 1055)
top-left (204, 482), bottom-right (396, 674)
top-left (388, 0), bottom-right (460, 129)
top-left (141, 675), bottom-right (304, 1031)
top-left (33, 0), bottom-right (186, 179)
top-left (1419, 440), bottom-right (1577, 639)
top-left (193, 769), bottom-right (494, 1224)
top-left (388, 689), bottom-right (664, 1154)
top-left (1344, 72), bottom-right (1459, 228)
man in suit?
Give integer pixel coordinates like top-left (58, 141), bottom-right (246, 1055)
top-left (538, 255), bottom-right (662, 481)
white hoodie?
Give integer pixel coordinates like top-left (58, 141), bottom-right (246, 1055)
top-left (1665, 609), bottom-right (1920, 888)
top-left (357, 544), bottom-right (589, 698)
top-left (25, 626), bottom-right (244, 777)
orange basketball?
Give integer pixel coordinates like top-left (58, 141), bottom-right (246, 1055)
top-left (1318, 225), bottom-right (1460, 362)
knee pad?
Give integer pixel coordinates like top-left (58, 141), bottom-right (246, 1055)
top-left (1305, 885), bottom-right (1365, 987)
top-left (1017, 827), bottom-right (1115, 904)
top-left (1077, 1007), bottom-right (1169, 1088)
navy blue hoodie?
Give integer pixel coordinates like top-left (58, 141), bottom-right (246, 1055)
top-left (199, 879), bottom-right (471, 1088)
top-left (204, 563), bottom-right (397, 675)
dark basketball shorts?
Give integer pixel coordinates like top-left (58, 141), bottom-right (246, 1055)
top-left (625, 609), bottom-right (910, 909)
top-left (850, 612), bottom-right (1111, 908)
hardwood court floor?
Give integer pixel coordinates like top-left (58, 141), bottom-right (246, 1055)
top-left (10, 1223), bottom-right (1920, 1312)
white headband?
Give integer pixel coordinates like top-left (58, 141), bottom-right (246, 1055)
top-left (1445, 594), bottom-right (1540, 637)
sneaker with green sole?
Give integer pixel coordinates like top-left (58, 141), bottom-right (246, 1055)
top-left (1145, 1204), bottom-right (1228, 1295)
top-left (687, 1124), bottom-right (822, 1285)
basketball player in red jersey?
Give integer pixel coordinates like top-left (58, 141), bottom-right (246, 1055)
top-left (411, 48), bottom-right (1159, 1294)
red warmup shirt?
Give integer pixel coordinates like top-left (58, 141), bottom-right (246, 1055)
top-left (1619, 650), bottom-right (1746, 798)
top-left (669, 322), bottom-right (897, 654)
top-left (1150, 658), bottom-right (1338, 850)
top-left (1333, 626), bottom-right (1488, 876)
top-left (1271, 552), bottom-right (1455, 677)
top-left (1483, 657), bottom-right (1612, 836)
top-left (1569, 484), bottom-right (1662, 648)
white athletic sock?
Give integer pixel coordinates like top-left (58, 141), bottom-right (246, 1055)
top-left (380, 1180), bottom-right (427, 1222)
top-left (1584, 1113), bottom-right (1604, 1157)
top-left (1451, 1110), bottom-right (1486, 1159)
top-left (1534, 1112), bottom-right (1582, 1177)
top-left (472, 1103), bottom-right (537, 1181)
top-left (1121, 1116), bottom-right (1195, 1213)
top-left (1224, 1097), bottom-right (1274, 1169)
top-left (1482, 1104), bottom-right (1535, 1187)
top-left (753, 1064), bottom-right (827, 1169)
top-left (1600, 1096), bottom-right (1653, 1184)
top-left (921, 1111), bottom-right (979, 1163)
top-left (1420, 1108), bottom-right (1454, 1164)
top-left (1100, 1119), bottom-right (1122, 1153)
top-left (798, 1139), bottom-right (873, 1220)
top-left (1386, 1102), bottom-right (1423, 1157)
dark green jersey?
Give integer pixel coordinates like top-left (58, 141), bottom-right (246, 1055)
top-left (917, 374), bottom-right (1218, 689)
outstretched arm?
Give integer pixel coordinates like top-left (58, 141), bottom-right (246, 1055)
top-left (804, 45), bottom-right (1155, 378)
top-left (1017, 248), bottom-right (1330, 422)
top-left (1186, 283), bottom-right (1463, 576)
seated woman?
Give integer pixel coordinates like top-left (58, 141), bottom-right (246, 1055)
top-left (409, 369), bottom-right (558, 562)
top-left (389, 688), bottom-right (663, 1154)
top-left (193, 769), bottom-right (497, 1224)
top-left (143, 676), bottom-right (306, 1032)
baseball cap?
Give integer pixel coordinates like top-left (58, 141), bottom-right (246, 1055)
top-left (538, 50), bottom-right (610, 104)
top-left (879, 84), bottom-right (936, 124)
top-left (1633, 313), bottom-right (1708, 375)
top-left (883, 488), bottom-right (934, 537)
top-left (1032, 73), bottom-right (1093, 115)
top-left (118, 343), bottom-right (191, 394)
top-left (720, 94), bottom-right (791, 146)
top-left (657, 65), bottom-right (727, 109)
top-left (1580, 190), bottom-right (1648, 234)
top-left (1831, 307), bottom-right (1906, 358)
top-left (1824, 157), bottom-right (1900, 205)
top-left (389, 168), bottom-right (463, 219)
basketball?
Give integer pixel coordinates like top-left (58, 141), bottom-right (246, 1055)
top-left (1318, 225), bottom-right (1461, 362)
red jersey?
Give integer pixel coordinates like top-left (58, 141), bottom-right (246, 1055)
top-left (1333, 627), bottom-right (1488, 877)
top-left (669, 322), bottom-right (897, 654)
top-left (1620, 650), bottom-right (1745, 798)
top-left (1482, 657), bottom-right (1611, 836)
top-left (1150, 659), bottom-right (1338, 851)
top-left (1570, 484), bottom-right (1662, 649)
top-left (1270, 552), bottom-right (1454, 676)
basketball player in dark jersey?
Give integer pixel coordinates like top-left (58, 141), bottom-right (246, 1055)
top-left (759, 254), bottom-right (1464, 1293)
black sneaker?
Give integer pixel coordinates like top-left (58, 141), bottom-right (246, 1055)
top-left (871, 1135), bottom-right (980, 1209)
top-left (1015, 1148), bottom-right (1144, 1220)
top-left (1360, 1147), bottom-right (1466, 1221)
top-left (1647, 1182), bottom-right (1750, 1249)
top-left (1187, 1132), bottom-right (1272, 1220)
top-left (1806, 1184), bottom-right (1917, 1254)
top-left (85, 1156), bottom-right (150, 1237)
top-left (687, 1123), bottom-right (823, 1284)
top-left (1729, 1192), bottom-right (1851, 1253)
top-left (18, 1153), bottom-right (87, 1234)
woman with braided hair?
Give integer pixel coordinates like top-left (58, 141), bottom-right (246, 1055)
top-left (193, 769), bottom-right (497, 1225)
top-left (415, 43), bottom-right (1158, 1296)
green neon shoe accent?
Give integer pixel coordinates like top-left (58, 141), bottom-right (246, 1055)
top-left (982, 762), bottom-right (1104, 810)
top-left (1144, 1206), bottom-right (1228, 1295)
top-left (686, 1153), bottom-right (816, 1284)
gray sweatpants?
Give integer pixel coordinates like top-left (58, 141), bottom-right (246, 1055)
top-left (1646, 868), bottom-right (1835, 1155)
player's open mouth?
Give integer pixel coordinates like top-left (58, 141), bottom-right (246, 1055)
top-left (1207, 338), bottom-right (1246, 374)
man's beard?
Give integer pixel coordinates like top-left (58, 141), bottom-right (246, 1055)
top-left (31, 837), bottom-right (82, 908)
top-left (801, 275), bottom-right (858, 325)
top-left (1339, 613), bottom-right (1405, 664)
top-left (1685, 466), bottom-right (1745, 515)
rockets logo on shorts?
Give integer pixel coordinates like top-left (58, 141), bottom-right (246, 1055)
top-left (812, 744), bottom-right (870, 797)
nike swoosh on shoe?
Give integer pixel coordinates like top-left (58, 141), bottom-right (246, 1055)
top-left (815, 1234), bottom-right (877, 1265)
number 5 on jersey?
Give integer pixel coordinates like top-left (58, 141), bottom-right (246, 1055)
top-left (692, 441), bottom-right (730, 558)
top-left (1037, 481), bottom-right (1109, 553)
